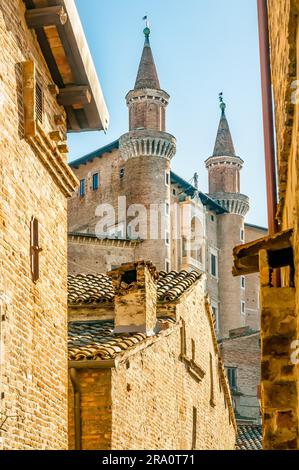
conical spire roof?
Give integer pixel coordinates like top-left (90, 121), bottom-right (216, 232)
top-left (134, 27), bottom-right (160, 90)
top-left (212, 100), bottom-right (236, 157)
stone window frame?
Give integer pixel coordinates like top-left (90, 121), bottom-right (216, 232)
top-left (165, 202), bottom-right (170, 216)
top-left (92, 172), bottom-right (99, 191)
top-left (240, 228), bottom-right (245, 242)
top-left (79, 179), bottom-right (85, 198)
top-left (241, 300), bottom-right (246, 316)
top-left (241, 276), bottom-right (246, 290)
top-left (211, 301), bottom-right (219, 333)
top-left (209, 247), bottom-right (218, 279)
top-left (226, 366), bottom-right (238, 392)
top-left (165, 230), bottom-right (170, 246)
top-left (165, 171), bottom-right (170, 187)
top-left (165, 259), bottom-right (170, 273)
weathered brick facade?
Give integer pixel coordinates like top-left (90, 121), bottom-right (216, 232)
top-left (0, 0), bottom-right (107, 449)
top-left (68, 268), bottom-right (237, 450)
top-left (220, 330), bottom-right (261, 422)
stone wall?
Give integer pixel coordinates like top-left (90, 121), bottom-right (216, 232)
top-left (0, 0), bottom-right (76, 449)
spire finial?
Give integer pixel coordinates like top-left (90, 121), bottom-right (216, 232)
top-left (143, 15), bottom-right (150, 44)
top-left (219, 92), bottom-right (226, 117)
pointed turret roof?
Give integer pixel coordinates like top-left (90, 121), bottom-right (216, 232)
top-left (212, 98), bottom-right (236, 157)
top-left (134, 27), bottom-right (160, 90)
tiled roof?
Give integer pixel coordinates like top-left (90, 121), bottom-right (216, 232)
top-left (236, 425), bottom-right (263, 451)
top-left (69, 140), bottom-right (119, 169)
top-left (170, 172), bottom-right (227, 214)
top-left (68, 270), bottom-right (202, 306)
top-left (68, 318), bottom-right (175, 361)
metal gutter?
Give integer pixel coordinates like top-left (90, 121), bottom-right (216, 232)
top-left (257, 0), bottom-right (278, 235)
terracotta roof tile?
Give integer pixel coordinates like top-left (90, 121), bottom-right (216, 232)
top-left (68, 318), bottom-right (176, 361)
top-left (236, 425), bottom-right (262, 450)
top-left (68, 270), bottom-right (202, 306)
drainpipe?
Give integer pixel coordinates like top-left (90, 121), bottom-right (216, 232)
top-left (70, 368), bottom-right (82, 450)
top-left (257, 0), bottom-right (278, 236)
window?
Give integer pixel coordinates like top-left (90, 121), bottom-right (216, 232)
top-left (211, 215), bottom-right (215, 222)
top-left (80, 179), bottom-right (85, 197)
top-left (165, 202), bottom-right (170, 216)
top-left (30, 217), bottom-right (42, 283)
top-left (240, 228), bottom-right (245, 242)
top-left (211, 304), bottom-right (219, 333)
top-left (165, 231), bottom-right (170, 246)
top-left (120, 168), bottom-right (125, 179)
top-left (35, 81), bottom-right (43, 124)
top-left (180, 319), bottom-right (187, 358)
top-left (226, 367), bottom-right (237, 391)
top-left (210, 253), bottom-right (218, 278)
top-left (165, 260), bottom-right (170, 273)
top-left (173, 188), bottom-right (176, 196)
top-left (165, 171), bottom-right (170, 186)
top-left (241, 276), bottom-right (246, 290)
top-left (92, 173), bottom-right (99, 191)
top-left (241, 300), bottom-right (246, 315)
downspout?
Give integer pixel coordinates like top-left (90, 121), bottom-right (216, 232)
top-left (257, 0), bottom-right (278, 236)
top-left (70, 368), bottom-right (82, 450)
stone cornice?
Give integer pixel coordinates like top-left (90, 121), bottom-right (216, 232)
top-left (205, 155), bottom-right (244, 169)
top-left (68, 232), bottom-right (141, 247)
top-left (27, 123), bottom-right (78, 197)
top-left (208, 192), bottom-right (250, 216)
top-left (126, 88), bottom-right (170, 106)
top-left (119, 129), bottom-right (176, 161)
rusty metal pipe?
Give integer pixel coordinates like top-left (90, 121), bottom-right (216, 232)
top-left (257, 0), bottom-right (278, 235)
top-left (70, 368), bottom-right (82, 451)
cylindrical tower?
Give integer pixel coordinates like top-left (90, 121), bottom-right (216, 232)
top-left (119, 26), bottom-right (176, 271)
top-left (206, 97), bottom-right (249, 338)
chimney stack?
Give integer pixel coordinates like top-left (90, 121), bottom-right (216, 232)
top-left (109, 261), bottom-right (159, 336)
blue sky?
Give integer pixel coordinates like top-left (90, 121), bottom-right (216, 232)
top-left (69, 0), bottom-right (267, 227)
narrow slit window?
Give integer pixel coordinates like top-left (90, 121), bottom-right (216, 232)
top-left (35, 81), bottom-right (43, 124)
top-left (30, 217), bottom-right (42, 283)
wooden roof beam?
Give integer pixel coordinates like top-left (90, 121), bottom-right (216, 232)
top-left (57, 86), bottom-right (92, 107)
top-left (26, 6), bottom-right (68, 28)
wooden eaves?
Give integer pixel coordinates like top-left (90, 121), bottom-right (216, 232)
top-left (232, 228), bottom-right (293, 276)
top-left (24, 0), bottom-right (109, 132)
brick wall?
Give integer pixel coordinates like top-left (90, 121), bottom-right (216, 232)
top-left (68, 369), bottom-right (112, 450)
top-left (0, 0), bottom-right (75, 449)
top-left (217, 213), bottom-right (246, 337)
top-left (221, 333), bottom-right (261, 422)
top-left (68, 236), bottom-right (138, 275)
top-left (244, 225), bottom-right (267, 330)
top-left (68, 281), bottom-right (236, 450)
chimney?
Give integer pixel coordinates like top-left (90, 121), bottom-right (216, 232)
top-left (109, 261), bottom-right (159, 336)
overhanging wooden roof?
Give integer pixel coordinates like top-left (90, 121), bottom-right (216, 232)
top-left (233, 229), bottom-right (293, 276)
top-left (24, 0), bottom-right (109, 132)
